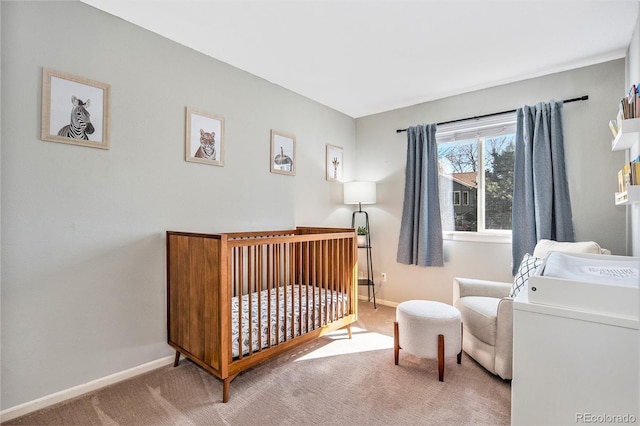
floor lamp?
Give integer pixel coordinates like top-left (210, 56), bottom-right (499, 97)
top-left (344, 181), bottom-right (377, 308)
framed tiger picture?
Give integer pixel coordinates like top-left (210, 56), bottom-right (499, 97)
top-left (185, 107), bottom-right (225, 167)
top-left (41, 67), bottom-right (111, 149)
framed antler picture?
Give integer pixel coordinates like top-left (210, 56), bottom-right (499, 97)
top-left (270, 129), bottom-right (296, 176)
top-left (185, 107), bottom-right (225, 167)
top-left (326, 144), bottom-right (343, 181)
top-left (41, 68), bottom-right (110, 149)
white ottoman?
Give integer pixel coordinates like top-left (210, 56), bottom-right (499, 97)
top-left (394, 300), bottom-right (462, 381)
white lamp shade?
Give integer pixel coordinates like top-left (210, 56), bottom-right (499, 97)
top-left (344, 181), bottom-right (376, 205)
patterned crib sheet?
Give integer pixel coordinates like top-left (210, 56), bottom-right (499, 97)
top-left (231, 284), bottom-right (347, 357)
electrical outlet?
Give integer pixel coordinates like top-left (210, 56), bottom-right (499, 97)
top-left (381, 272), bottom-right (387, 283)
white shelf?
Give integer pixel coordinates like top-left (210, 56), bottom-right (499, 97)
top-left (615, 185), bottom-right (640, 205)
top-left (611, 117), bottom-right (640, 151)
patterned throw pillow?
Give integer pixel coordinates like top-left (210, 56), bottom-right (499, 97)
top-left (510, 253), bottom-right (543, 298)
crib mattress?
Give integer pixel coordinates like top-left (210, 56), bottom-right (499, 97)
top-left (231, 284), bottom-right (347, 357)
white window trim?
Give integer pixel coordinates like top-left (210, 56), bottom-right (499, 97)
top-left (437, 112), bottom-right (516, 239)
top-left (436, 113), bottom-right (517, 143)
top-left (442, 230), bottom-right (512, 244)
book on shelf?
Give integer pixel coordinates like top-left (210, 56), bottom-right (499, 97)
top-left (617, 109), bottom-right (622, 128)
top-left (618, 169), bottom-right (626, 193)
top-left (619, 156), bottom-right (640, 193)
top-left (609, 120), bottom-right (618, 138)
top-left (618, 84), bottom-right (639, 121)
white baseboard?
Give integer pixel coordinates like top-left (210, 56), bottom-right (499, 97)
top-left (0, 355), bottom-right (175, 422)
top-left (358, 295), bottom-right (398, 308)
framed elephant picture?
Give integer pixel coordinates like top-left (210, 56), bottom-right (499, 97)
top-left (41, 67), bottom-right (111, 149)
top-left (270, 129), bottom-right (296, 176)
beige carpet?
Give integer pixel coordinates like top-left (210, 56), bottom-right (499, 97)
top-left (6, 302), bottom-right (511, 425)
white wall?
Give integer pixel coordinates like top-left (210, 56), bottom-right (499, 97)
top-left (0, 1), bottom-right (355, 410)
top-left (626, 14), bottom-right (640, 256)
top-left (355, 60), bottom-right (627, 305)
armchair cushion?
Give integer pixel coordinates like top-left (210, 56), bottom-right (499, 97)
top-left (455, 296), bottom-right (501, 346)
top-left (453, 277), bottom-right (512, 300)
top-left (509, 253), bottom-right (543, 298)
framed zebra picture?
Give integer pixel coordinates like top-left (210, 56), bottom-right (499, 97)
top-left (326, 144), bottom-right (343, 182)
top-left (270, 130), bottom-right (296, 176)
top-left (185, 107), bottom-right (225, 167)
top-left (41, 68), bottom-right (110, 149)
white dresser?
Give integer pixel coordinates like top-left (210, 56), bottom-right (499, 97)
top-left (511, 253), bottom-right (639, 425)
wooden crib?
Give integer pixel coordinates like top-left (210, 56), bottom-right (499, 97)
top-left (166, 227), bottom-right (358, 402)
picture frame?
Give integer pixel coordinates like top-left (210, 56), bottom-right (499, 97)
top-left (270, 130), bottom-right (296, 175)
top-left (41, 67), bottom-right (111, 149)
top-left (326, 144), bottom-right (343, 181)
top-left (185, 107), bottom-right (225, 167)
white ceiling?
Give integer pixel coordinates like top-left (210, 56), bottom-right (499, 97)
top-left (81, 0), bottom-right (639, 118)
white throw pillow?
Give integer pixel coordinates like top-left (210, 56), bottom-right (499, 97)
top-left (510, 253), bottom-right (543, 298)
top-left (532, 239), bottom-right (604, 258)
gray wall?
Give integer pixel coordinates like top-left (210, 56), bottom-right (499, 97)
top-left (0, 0), bottom-right (632, 413)
top-left (0, 1), bottom-right (355, 409)
top-left (355, 60), bottom-right (627, 305)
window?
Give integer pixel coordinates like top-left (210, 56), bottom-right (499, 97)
top-left (437, 113), bottom-right (516, 234)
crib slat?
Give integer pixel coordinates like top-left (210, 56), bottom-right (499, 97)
top-left (282, 243), bottom-right (288, 342)
top-left (323, 240), bottom-right (328, 326)
top-left (339, 238), bottom-right (345, 318)
top-left (336, 238), bottom-right (340, 321)
top-left (292, 242), bottom-right (297, 338)
top-left (310, 240), bottom-right (317, 331)
top-left (336, 238), bottom-right (340, 318)
top-left (248, 246), bottom-right (253, 356)
top-left (304, 241), bottom-right (310, 334)
top-left (238, 247), bottom-right (245, 360)
top-left (257, 244), bottom-right (263, 353)
top-left (274, 244), bottom-right (280, 345)
top-left (341, 237), bottom-right (347, 318)
top-left (330, 239), bottom-right (336, 322)
top-left (297, 241), bottom-right (302, 336)
top-left (266, 243), bottom-right (272, 349)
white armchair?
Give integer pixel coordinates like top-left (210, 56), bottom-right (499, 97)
top-left (453, 277), bottom-right (514, 379)
top-left (453, 239), bottom-right (610, 380)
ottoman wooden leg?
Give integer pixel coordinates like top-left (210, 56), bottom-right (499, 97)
top-left (438, 334), bottom-right (445, 381)
top-left (457, 322), bottom-right (463, 364)
top-left (394, 321), bottom-right (400, 365)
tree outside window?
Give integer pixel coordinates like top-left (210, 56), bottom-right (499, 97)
top-left (438, 134), bottom-right (515, 232)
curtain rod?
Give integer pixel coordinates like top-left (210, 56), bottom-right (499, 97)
top-left (395, 95), bottom-right (588, 133)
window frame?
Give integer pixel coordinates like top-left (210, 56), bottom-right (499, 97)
top-left (436, 112), bottom-right (516, 242)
